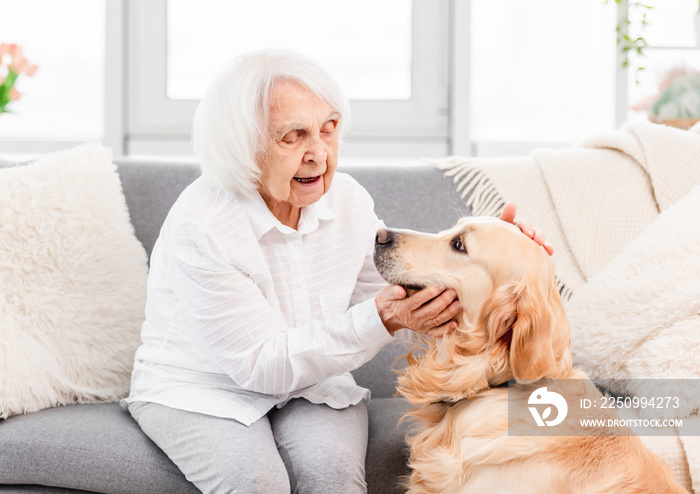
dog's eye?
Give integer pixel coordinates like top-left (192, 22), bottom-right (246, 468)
top-left (452, 236), bottom-right (467, 253)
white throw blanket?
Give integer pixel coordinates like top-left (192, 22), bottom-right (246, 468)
top-left (435, 121), bottom-right (700, 491)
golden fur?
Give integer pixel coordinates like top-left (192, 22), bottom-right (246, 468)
top-left (374, 217), bottom-right (687, 494)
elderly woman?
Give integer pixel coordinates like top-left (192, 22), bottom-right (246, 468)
top-left (122, 50), bottom-right (551, 494)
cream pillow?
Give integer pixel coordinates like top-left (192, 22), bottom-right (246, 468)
top-left (0, 144), bottom-right (148, 419)
top-left (565, 185), bottom-right (700, 420)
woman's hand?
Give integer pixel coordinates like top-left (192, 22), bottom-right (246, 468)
top-left (500, 203), bottom-right (554, 256)
top-left (375, 285), bottom-right (461, 337)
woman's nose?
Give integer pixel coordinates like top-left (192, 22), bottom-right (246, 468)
top-left (304, 136), bottom-right (327, 163)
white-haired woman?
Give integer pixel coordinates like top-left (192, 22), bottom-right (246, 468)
top-left (122, 50), bottom-right (552, 494)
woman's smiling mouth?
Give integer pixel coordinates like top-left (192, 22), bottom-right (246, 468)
top-left (293, 176), bottom-right (321, 185)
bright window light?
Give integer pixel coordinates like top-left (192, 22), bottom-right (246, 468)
top-left (166, 0), bottom-right (412, 101)
top-left (0, 0), bottom-right (104, 140)
top-left (627, 0), bottom-right (700, 119)
top-left (470, 0), bottom-right (617, 143)
top-left (629, 0), bottom-right (699, 48)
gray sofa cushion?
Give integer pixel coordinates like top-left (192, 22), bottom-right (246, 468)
top-left (341, 164), bottom-right (467, 233)
top-left (114, 160), bottom-right (466, 258)
top-left (365, 398), bottom-right (413, 493)
top-left (353, 340), bottom-right (414, 399)
top-left (0, 398), bottom-right (413, 494)
top-left (115, 161), bottom-right (201, 259)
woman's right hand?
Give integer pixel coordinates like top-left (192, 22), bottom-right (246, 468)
top-left (375, 285), bottom-right (461, 337)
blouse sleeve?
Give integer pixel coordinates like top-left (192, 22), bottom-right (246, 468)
top-left (350, 214), bottom-right (389, 305)
top-left (166, 218), bottom-right (394, 396)
top-left (348, 201), bottom-right (425, 344)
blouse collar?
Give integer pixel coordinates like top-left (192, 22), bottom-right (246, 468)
top-left (239, 191), bottom-right (337, 239)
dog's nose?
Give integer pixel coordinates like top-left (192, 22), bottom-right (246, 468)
top-left (376, 228), bottom-right (394, 246)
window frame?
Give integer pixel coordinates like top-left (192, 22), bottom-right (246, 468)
top-left (125, 0), bottom-right (450, 156)
top-left (0, 0), bottom-right (650, 160)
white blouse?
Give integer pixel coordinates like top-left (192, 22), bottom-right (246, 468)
top-left (123, 172), bottom-right (396, 425)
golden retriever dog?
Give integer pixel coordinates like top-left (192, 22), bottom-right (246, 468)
top-left (373, 216), bottom-right (687, 494)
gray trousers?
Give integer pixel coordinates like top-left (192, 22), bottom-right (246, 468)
top-left (127, 398), bottom-right (368, 494)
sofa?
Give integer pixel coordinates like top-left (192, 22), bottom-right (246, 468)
top-left (0, 156), bottom-right (467, 494)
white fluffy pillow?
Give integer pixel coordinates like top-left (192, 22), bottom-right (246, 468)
top-left (565, 186), bottom-right (700, 420)
top-left (0, 144), bottom-right (148, 419)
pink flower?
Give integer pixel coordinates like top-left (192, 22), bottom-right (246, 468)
top-left (0, 43), bottom-right (18, 57)
top-left (9, 55), bottom-right (30, 74)
top-left (1, 43), bottom-right (37, 76)
top-left (9, 87), bottom-right (21, 101)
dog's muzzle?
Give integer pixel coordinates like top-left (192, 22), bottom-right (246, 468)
top-left (374, 228), bottom-right (426, 293)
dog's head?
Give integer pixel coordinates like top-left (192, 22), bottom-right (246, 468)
top-left (374, 216), bottom-right (572, 404)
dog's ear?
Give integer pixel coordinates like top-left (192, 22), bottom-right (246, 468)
top-left (509, 279), bottom-right (559, 379)
top-left (484, 283), bottom-right (519, 345)
top-left (485, 274), bottom-right (570, 381)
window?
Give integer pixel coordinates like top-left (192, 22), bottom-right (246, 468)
top-left (127, 0), bottom-right (450, 157)
top-left (626, 0), bottom-right (700, 122)
top-left (0, 0), bottom-right (104, 146)
top-left (469, 0), bottom-right (618, 146)
top-left (166, 1), bottom-right (413, 101)
top-left (3, 1), bottom-right (695, 160)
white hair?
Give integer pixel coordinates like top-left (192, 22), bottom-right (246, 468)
top-left (192, 49), bottom-right (351, 196)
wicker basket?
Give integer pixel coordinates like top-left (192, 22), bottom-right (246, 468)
top-left (650, 117), bottom-right (700, 130)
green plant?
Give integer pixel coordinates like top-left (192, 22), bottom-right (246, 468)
top-left (632, 67), bottom-right (700, 122)
top-left (650, 72), bottom-right (700, 119)
top-left (606, 0), bottom-right (653, 79)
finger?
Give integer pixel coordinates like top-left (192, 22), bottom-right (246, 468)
top-left (499, 203), bottom-right (517, 223)
top-left (543, 242), bottom-right (555, 256)
top-left (378, 284), bottom-right (407, 303)
top-left (532, 227), bottom-right (545, 246)
top-left (427, 320), bottom-right (459, 337)
top-left (412, 289), bottom-right (458, 323)
top-left (433, 299), bottom-right (463, 327)
top-left (405, 285), bottom-right (446, 310)
top-left (514, 219), bottom-right (534, 238)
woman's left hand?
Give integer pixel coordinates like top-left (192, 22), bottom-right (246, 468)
top-left (500, 203), bottom-right (554, 256)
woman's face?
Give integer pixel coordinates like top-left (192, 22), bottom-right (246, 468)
top-left (258, 79), bottom-right (340, 225)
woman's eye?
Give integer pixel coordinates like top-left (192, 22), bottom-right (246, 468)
top-left (321, 121), bottom-right (337, 136)
top-left (282, 131), bottom-right (302, 144)
top-left (453, 236), bottom-right (466, 252)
